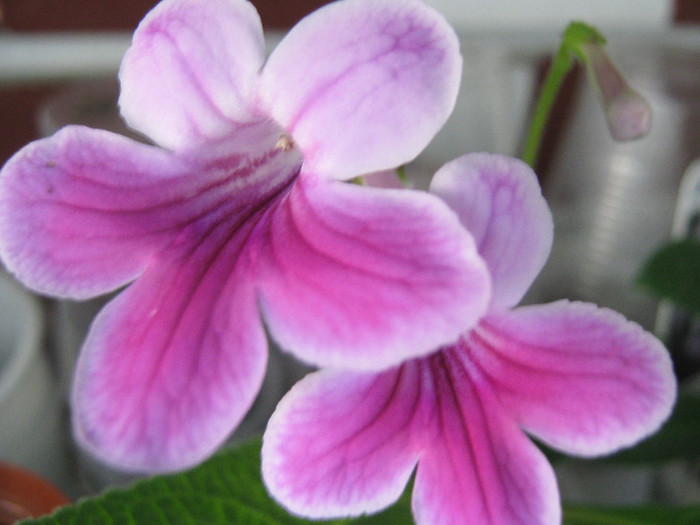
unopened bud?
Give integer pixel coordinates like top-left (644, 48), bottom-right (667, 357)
top-left (581, 42), bottom-right (652, 141)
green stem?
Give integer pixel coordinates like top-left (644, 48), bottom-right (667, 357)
top-left (521, 45), bottom-right (574, 167)
top-left (395, 165), bottom-right (408, 185)
top-left (520, 22), bottom-right (605, 167)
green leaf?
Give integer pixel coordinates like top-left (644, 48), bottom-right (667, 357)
top-left (20, 433), bottom-right (700, 525)
top-left (563, 503), bottom-right (700, 524)
top-left (19, 439), bottom-right (414, 525)
top-left (638, 239), bottom-right (700, 314)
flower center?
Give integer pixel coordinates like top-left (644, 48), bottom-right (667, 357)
top-left (275, 135), bottom-right (295, 153)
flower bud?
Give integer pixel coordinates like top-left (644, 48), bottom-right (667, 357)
top-left (581, 42), bottom-right (652, 141)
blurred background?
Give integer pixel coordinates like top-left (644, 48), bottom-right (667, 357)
top-left (0, 0), bottom-right (699, 518)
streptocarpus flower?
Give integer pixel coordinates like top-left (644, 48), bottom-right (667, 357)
top-left (0, 0), bottom-right (492, 472)
top-left (262, 153), bottom-right (677, 525)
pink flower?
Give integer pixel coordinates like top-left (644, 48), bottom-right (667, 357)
top-left (262, 153), bottom-right (677, 525)
top-left (0, 0), bottom-right (491, 472)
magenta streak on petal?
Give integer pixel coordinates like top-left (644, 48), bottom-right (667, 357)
top-left (471, 321), bottom-right (647, 425)
top-left (73, 130), bottom-right (303, 471)
top-left (298, 369), bottom-right (420, 497)
top-left (321, 367), bottom-right (422, 469)
top-left (254, 175), bottom-right (489, 370)
top-left (286, 18), bottom-right (430, 132)
top-left (36, 151), bottom-right (278, 239)
top-left (448, 348), bottom-right (545, 522)
top-left (152, 28), bottom-right (235, 133)
top-left (260, 0), bottom-right (461, 179)
top-left (266, 193), bottom-right (424, 298)
top-left (115, 212), bottom-right (253, 401)
top-left (412, 347), bottom-right (558, 525)
top-left (471, 325), bottom-right (648, 390)
top-left (77, 235), bottom-right (266, 469)
top-left (118, 0), bottom-right (265, 151)
top-left (427, 351), bottom-right (498, 523)
top-left (463, 303), bottom-right (676, 456)
top-left (156, 26), bottom-right (230, 115)
top-left (429, 153), bottom-right (553, 312)
top-left (287, 182), bottom-right (453, 281)
top-left (0, 123), bottom-right (303, 300)
top-left (99, 236), bottom-right (245, 430)
top-left (120, 179), bottom-right (291, 382)
top-left (262, 365), bottom-right (426, 518)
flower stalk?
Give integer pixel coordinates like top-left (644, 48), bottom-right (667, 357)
top-left (521, 21), bottom-right (652, 167)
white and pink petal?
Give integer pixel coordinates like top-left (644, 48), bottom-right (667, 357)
top-left (261, 0), bottom-right (462, 179)
top-left (262, 365), bottom-right (427, 518)
top-left (469, 301), bottom-right (676, 457)
top-left (119, 0), bottom-right (266, 151)
top-left (0, 121), bottom-right (303, 300)
top-left (0, 126), bottom-right (197, 299)
top-left (430, 153), bottom-right (553, 311)
top-left (72, 219), bottom-right (267, 472)
top-left (254, 175), bottom-right (490, 371)
top-left (413, 351), bottom-right (560, 525)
